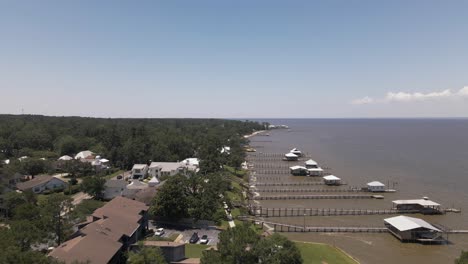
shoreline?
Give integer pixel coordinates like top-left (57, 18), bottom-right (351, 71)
top-left (244, 130), bottom-right (267, 138)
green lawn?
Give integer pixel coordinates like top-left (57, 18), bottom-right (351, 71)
top-left (103, 170), bottom-right (124, 180)
top-left (295, 242), bottom-right (359, 264)
top-left (185, 244), bottom-right (210, 258)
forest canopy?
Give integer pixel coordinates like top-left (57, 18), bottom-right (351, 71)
top-left (0, 115), bottom-right (266, 170)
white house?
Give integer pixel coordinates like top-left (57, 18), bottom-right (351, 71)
top-left (148, 162), bottom-right (188, 178)
top-left (284, 153), bottom-right (299, 161)
top-left (323, 175), bottom-right (341, 185)
top-left (367, 181), bottom-right (386, 192)
top-left (182, 158), bottom-right (200, 167)
top-left (75, 150), bottom-right (94, 160)
top-left (131, 164), bottom-right (149, 179)
top-left (16, 175), bottom-right (68, 194)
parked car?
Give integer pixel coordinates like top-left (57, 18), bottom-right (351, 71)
top-left (154, 228), bottom-right (165, 236)
top-left (117, 175), bottom-right (123, 179)
top-left (200, 235), bottom-right (209, 244)
top-left (189, 232), bottom-right (199, 243)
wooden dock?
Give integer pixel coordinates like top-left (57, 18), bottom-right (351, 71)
top-left (256, 188), bottom-right (364, 193)
top-left (239, 216), bottom-right (388, 233)
top-left (249, 206), bottom-right (419, 217)
top-left (253, 181), bottom-right (341, 187)
top-left (252, 194), bottom-right (378, 200)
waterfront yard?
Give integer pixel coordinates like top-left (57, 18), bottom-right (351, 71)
top-left (296, 241), bottom-right (359, 264)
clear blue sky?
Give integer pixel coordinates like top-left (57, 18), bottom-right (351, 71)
top-left (1, 0), bottom-right (467, 118)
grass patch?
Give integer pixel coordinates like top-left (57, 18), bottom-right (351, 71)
top-left (295, 242), bottom-right (358, 264)
top-left (185, 244), bottom-right (210, 258)
top-left (168, 233), bottom-right (180, 241)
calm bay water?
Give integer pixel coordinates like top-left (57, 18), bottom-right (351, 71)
top-left (249, 119), bottom-right (468, 264)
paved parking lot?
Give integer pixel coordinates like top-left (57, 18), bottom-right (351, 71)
top-left (149, 221), bottom-right (220, 246)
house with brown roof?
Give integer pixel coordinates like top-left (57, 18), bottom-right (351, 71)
top-left (16, 175), bottom-right (68, 194)
top-left (49, 196), bottom-right (149, 264)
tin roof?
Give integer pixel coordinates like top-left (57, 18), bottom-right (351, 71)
top-left (384, 215), bottom-right (441, 232)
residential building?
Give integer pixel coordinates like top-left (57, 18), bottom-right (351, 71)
top-left (322, 175), bottom-right (341, 185)
top-left (148, 162), bottom-right (188, 178)
top-left (131, 164), bottom-right (149, 179)
top-left (49, 196), bottom-right (149, 264)
top-left (16, 175), bottom-right (68, 194)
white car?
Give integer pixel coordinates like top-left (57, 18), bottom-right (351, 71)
top-left (154, 228), bottom-right (165, 236)
top-left (200, 235), bottom-right (209, 244)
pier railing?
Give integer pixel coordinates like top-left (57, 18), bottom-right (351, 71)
top-left (252, 194), bottom-right (377, 200)
top-left (248, 206), bottom-right (419, 217)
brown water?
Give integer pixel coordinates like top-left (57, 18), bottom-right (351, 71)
top-left (248, 119), bottom-right (468, 264)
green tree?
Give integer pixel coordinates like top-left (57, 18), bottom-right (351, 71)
top-left (9, 220), bottom-right (43, 251)
top-left (127, 244), bottom-right (167, 264)
top-left (456, 251), bottom-right (468, 264)
top-left (81, 176), bottom-right (106, 199)
top-left (254, 233), bottom-right (302, 264)
top-left (150, 174), bottom-right (189, 220)
top-left (38, 193), bottom-right (74, 245)
top-left (216, 224), bottom-right (260, 264)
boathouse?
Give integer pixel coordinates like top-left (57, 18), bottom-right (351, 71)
top-left (307, 168), bottom-right (324, 177)
top-left (304, 159), bottom-right (318, 169)
top-left (289, 148), bottom-right (302, 157)
top-left (323, 175), bottom-right (341, 185)
top-left (284, 153), bottom-right (299, 161)
top-left (289, 166), bottom-right (308, 176)
top-left (392, 199), bottom-right (442, 214)
top-left (384, 215), bottom-right (444, 243)
top-left (367, 181), bottom-right (385, 192)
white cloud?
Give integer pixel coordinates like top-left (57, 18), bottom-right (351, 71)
top-left (351, 96), bottom-right (374, 105)
top-left (351, 87), bottom-right (468, 105)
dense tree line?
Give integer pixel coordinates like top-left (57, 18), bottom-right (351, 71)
top-left (0, 115), bottom-right (264, 171)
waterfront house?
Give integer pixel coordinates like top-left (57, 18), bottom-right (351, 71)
top-left (16, 175), bottom-right (68, 194)
top-left (392, 199), bottom-right (442, 214)
top-left (289, 166), bottom-right (308, 176)
top-left (307, 167), bottom-right (324, 177)
top-left (284, 152), bottom-right (299, 161)
top-left (322, 175), bottom-right (341, 185)
top-left (304, 159), bottom-right (318, 168)
top-left (49, 196), bottom-right (149, 264)
top-left (384, 215), bottom-right (444, 243)
top-left (367, 181), bottom-right (386, 192)
top-left (131, 164), bottom-right (149, 179)
top-left (149, 162), bottom-right (184, 178)
top-left (290, 148), bottom-right (302, 157)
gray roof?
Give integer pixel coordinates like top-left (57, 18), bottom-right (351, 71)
top-left (149, 162), bottom-right (185, 172)
top-left (16, 175), bottom-right (66, 191)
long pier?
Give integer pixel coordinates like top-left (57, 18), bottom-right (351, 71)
top-left (249, 207), bottom-right (419, 217)
top-left (252, 194), bottom-right (378, 200)
top-left (256, 188), bottom-right (364, 193)
top-left (239, 216), bottom-right (388, 233)
top-left (253, 181), bottom-right (337, 187)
